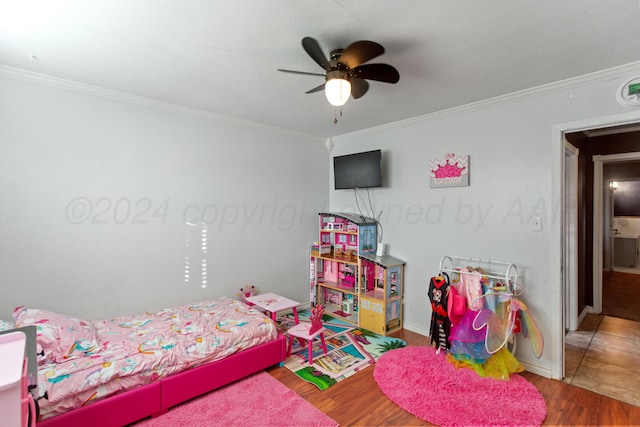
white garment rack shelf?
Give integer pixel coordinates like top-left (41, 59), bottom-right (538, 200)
top-left (438, 255), bottom-right (518, 284)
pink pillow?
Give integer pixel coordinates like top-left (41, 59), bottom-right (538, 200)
top-left (13, 306), bottom-right (100, 364)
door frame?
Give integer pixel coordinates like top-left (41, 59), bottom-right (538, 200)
top-left (552, 111), bottom-right (640, 380)
top-left (564, 141), bottom-right (579, 335)
top-left (593, 152), bottom-right (640, 313)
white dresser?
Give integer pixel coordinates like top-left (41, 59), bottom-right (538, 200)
top-left (0, 331), bottom-right (30, 427)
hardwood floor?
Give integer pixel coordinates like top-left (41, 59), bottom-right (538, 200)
top-left (267, 329), bottom-right (640, 426)
top-left (602, 270), bottom-right (640, 322)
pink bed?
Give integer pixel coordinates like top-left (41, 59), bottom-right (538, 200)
top-left (11, 297), bottom-right (286, 426)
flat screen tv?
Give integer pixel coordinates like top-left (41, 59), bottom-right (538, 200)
top-left (334, 149), bottom-right (382, 190)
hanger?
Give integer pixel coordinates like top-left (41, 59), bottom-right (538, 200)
top-left (442, 271), bottom-right (449, 284)
top-left (434, 271), bottom-right (449, 283)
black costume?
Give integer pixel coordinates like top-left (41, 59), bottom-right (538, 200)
top-left (428, 275), bottom-right (451, 351)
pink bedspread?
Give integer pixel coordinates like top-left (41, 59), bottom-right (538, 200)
top-left (36, 297), bottom-right (277, 420)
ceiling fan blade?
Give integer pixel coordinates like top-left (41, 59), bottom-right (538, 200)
top-left (277, 68), bottom-right (326, 77)
top-left (352, 63), bottom-right (400, 84)
top-left (302, 37), bottom-right (330, 71)
top-left (305, 83), bottom-right (325, 94)
top-left (350, 78), bottom-right (369, 99)
top-left (338, 40), bottom-right (385, 69)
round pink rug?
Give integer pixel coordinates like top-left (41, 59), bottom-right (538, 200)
top-left (373, 346), bottom-right (547, 427)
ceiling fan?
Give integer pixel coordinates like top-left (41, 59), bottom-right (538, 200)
top-left (278, 37), bottom-right (400, 108)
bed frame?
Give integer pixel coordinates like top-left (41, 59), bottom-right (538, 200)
top-left (37, 333), bottom-right (286, 427)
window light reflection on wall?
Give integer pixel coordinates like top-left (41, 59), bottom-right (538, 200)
top-left (184, 222), bottom-right (209, 288)
top-left (201, 224), bottom-right (208, 288)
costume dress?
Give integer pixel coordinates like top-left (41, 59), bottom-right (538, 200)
top-left (428, 275), bottom-right (451, 351)
top-left (447, 271), bottom-right (524, 379)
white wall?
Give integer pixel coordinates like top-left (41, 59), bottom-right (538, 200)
top-left (614, 217), bottom-right (640, 237)
top-left (0, 75), bottom-right (329, 320)
top-left (330, 63), bottom-right (640, 377)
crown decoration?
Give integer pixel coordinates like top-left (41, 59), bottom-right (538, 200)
top-left (429, 153), bottom-right (470, 188)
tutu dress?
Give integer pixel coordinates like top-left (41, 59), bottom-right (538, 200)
top-left (447, 270), bottom-right (523, 380)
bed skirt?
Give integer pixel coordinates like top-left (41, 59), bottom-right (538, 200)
top-left (37, 334), bottom-right (286, 427)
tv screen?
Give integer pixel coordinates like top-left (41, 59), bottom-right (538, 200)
top-left (334, 149), bottom-right (382, 190)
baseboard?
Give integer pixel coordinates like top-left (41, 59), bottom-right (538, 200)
top-left (402, 322), bottom-right (429, 337)
top-left (521, 361), bottom-right (553, 379)
top-left (296, 302), bottom-right (311, 311)
top-left (579, 305), bottom-right (594, 325)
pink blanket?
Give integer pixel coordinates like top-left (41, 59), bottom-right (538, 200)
top-left (29, 298), bottom-right (277, 419)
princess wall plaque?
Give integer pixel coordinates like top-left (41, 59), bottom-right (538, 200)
top-left (429, 153), bottom-right (470, 188)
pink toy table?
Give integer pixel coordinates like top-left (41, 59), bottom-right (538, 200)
top-left (245, 293), bottom-right (300, 324)
top-left (286, 322), bottom-right (328, 365)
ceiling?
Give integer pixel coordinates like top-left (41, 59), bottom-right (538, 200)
top-left (1, 0), bottom-right (640, 139)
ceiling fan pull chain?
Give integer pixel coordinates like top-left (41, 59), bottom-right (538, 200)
top-left (333, 106), bottom-right (344, 124)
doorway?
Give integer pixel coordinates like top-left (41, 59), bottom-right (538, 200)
top-left (552, 113), bottom-right (640, 381)
top-left (593, 152), bottom-right (640, 313)
top-left (557, 123), bottom-right (640, 404)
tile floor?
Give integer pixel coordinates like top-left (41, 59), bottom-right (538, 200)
top-left (564, 314), bottom-right (640, 407)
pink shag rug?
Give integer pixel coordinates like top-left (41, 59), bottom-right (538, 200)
top-left (135, 372), bottom-right (337, 427)
top-left (373, 346), bottom-right (547, 427)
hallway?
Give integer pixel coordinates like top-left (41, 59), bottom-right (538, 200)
top-left (564, 314), bottom-right (640, 407)
top-left (612, 264), bottom-right (640, 274)
top-left (602, 270), bottom-right (640, 322)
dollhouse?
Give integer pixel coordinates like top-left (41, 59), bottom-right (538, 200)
top-left (311, 213), bottom-right (405, 336)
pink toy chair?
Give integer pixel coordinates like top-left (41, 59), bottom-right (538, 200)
top-left (286, 305), bottom-right (327, 365)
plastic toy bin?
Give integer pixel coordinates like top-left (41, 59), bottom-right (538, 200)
top-left (0, 331), bottom-right (27, 427)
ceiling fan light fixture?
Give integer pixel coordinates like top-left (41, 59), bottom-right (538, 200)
top-left (325, 70), bottom-right (351, 106)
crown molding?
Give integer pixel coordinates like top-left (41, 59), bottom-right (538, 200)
top-left (335, 61), bottom-right (640, 140)
top-left (0, 65), bottom-right (324, 143)
top-left (4, 61), bottom-right (640, 143)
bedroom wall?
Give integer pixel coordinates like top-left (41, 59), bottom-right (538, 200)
top-left (0, 75), bottom-right (328, 320)
top-left (329, 62), bottom-right (640, 377)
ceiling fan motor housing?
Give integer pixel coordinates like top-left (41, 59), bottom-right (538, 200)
top-left (326, 69), bottom-right (350, 83)
top-left (329, 49), bottom-right (344, 61)
top-left (328, 49), bottom-right (350, 80)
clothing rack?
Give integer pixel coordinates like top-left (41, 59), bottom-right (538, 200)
top-left (438, 255), bottom-right (519, 286)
